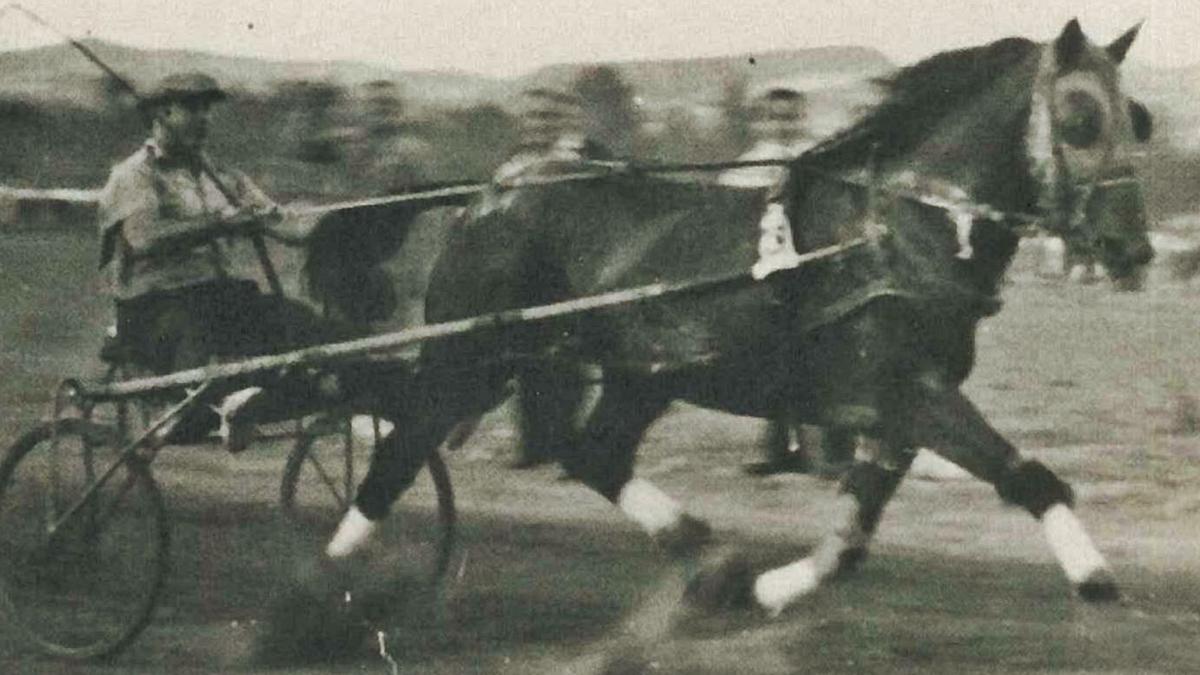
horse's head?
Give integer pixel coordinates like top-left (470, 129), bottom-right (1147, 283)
top-left (1028, 19), bottom-right (1154, 281)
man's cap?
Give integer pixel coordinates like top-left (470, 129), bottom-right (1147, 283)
top-left (752, 87), bottom-right (808, 122)
top-left (140, 72), bottom-right (227, 109)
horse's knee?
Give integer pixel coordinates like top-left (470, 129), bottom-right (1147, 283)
top-left (994, 460), bottom-right (1074, 517)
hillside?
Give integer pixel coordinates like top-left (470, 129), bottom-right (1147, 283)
top-left (0, 40), bottom-right (893, 110)
top-left (520, 46), bottom-right (894, 106)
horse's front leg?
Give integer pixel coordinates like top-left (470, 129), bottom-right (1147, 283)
top-left (325, 412), bottom-right (456, 558)
top-left (748, 435), bottom-right (915, 615)
top-left (907, 378), bottom-right (1118, 601)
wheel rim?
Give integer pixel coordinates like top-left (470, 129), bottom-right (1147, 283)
top-left (0, 420), bottom-right (168, 659)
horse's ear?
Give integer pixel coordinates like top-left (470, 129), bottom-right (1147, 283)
top-left (1055, 18), bottom-right (1088, 69)
top-left (1107, 22), bottom-right (1143, 64)
top-left (1128, 99), bottom-right (1153, 142)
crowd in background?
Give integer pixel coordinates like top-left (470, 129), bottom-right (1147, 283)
top-left (273, 67), bottom-right (819, 201)
top-left (0, 66), bottom-right (817, 203)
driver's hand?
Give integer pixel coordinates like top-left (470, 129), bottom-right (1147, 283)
top-left (217, 205), bottom-right (276, 234)
top-left (254, 204), bottom-right (284, 224)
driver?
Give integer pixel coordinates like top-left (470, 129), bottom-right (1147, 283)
top-left (97, 71), bottom-right (336, 448)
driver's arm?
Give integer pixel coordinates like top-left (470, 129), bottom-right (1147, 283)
top-left (121, 208), bottom-right (245, 257)
top-left (102, 165), bottom-right (268, 258)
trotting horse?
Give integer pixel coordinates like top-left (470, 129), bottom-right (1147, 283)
top-left (319, 21), bottom-right (1154, 617)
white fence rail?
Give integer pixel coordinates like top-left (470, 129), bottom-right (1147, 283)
top-left (0, 185), bottom-right (99, 231)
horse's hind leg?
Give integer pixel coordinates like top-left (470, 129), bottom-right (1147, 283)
top-left (907, 380), bottom-right (1118, 601)
top-left (563, 376), bottom-right (712, 558)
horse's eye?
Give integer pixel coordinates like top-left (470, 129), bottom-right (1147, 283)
top-left (1058, 91), bottom-right (1104, 148)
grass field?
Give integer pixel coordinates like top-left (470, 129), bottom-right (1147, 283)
top-left (1, 233), bottom-right (1199, 673)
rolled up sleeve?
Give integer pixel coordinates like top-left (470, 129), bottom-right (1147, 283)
top-left (97, 163), bottom-right (156, 267)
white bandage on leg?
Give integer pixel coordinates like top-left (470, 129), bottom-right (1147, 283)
top-left (350, 415), bottom-right (394, 443)
top-left (1041, 504), bottom-right (1108, 584)
top-left (617, 478), bottom-right (682, 536)
top-left (753, 559), bottom-right (820, 617)
top-left (326, 506), bottom-right (378, 558)
top-left (753, 493), bottom-right (867, 615)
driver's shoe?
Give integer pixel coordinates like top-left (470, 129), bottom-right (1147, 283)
top-left (213, 387), bottom-right (264, 454)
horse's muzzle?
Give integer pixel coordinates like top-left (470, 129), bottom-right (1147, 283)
top-left (1085, 176), bottom-right (1153, 280)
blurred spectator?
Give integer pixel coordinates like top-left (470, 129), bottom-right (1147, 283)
top-left (721, 87), bottom-right (854, 477)
top-left (276, 79), bottom-right (346, 165)
top-left (718, 87), bottom-right (815, 188)
top-left (355, 80), bottom-right (434, 194)
top-left (492, 87), bottom-right (608, 472)
top-left (493, 87), bottom-right (609, 185)
top-left (570, 66), bottom-right (640, 158)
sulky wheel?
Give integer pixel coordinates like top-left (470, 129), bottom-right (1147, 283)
top-left (0, 418), bottom-right (169, 660)
top-left (279, 415), bottom-right (456, 584)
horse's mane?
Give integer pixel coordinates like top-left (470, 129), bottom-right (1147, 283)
top-left (799, 37), bottom-right (1040, 171)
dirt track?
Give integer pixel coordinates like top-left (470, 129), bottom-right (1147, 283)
top-left (2, 234), bottom-right (1200, 673)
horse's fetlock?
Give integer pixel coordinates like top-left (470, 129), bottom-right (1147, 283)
top-left (1076, 569), bottom-right (1121, 603)
top-left (834, 547), bottom-right (869, 577)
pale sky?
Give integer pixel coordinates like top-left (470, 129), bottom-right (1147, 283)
top-left (2, 0), bottom-right (1198, 77)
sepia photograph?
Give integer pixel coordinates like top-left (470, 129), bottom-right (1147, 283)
top-left (1, 1), bottom-right (1198, 672)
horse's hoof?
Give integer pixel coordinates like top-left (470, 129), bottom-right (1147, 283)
top-left (655, 514), bottom-right (713, 560)
top-left (293, 553), bottom-right (350, 599)
top-left (835, 547), bottom-right (868, 577)
top-left (1077, 570), bottom-right (1121, 603)
top-left (683, 550), bottom-right (755, 612)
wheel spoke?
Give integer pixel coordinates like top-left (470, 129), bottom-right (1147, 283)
top-left (305, 445), bottom-right (348, 508)
top-left (278, 420), bottom-right (457, 588)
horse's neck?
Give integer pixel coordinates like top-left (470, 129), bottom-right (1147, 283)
top-left (897, 52), bottom-right (1041, 214)
top-left (879, 58), bottom-right (1039, 287)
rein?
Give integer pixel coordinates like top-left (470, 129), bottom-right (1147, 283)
top-left (304, 157), bottom-right (1046, 239)
top-left (504, 158), bottom-right (1046, 235)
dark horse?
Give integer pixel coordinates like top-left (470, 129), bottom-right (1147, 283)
top-left (320, 21), bottom-right (1154, 616)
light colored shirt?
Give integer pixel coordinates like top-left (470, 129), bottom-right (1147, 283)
top-left (98, 141), bottom-right (273, 300)
top-left (717, 139), bottom-right (816, 189)
top-left (491, 149), bottom-right (546, 185)
top-left (491, 134), bottom-right (609, 185)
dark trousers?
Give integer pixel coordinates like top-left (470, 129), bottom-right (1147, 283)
top-left (115, 280), bottom-right (354, 433)
top-left (116, 279), bottom-right (344, 373)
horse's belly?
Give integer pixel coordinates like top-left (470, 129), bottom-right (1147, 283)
top-left (586, 284), bottom-right (784, 371)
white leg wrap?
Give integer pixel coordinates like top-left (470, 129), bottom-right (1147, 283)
top-left (351, 415), bottom-right (393, 442)
top-left (753, 493), bottom-right (868, 616)
top-left (326, 506), bottom-right (378, 558)
top-left (754, 559), bottom-right (820, 617)
top-left (1041, 504), bottom-right (1108, 584)
top-left (617, 479), bottom-right (682, 536)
